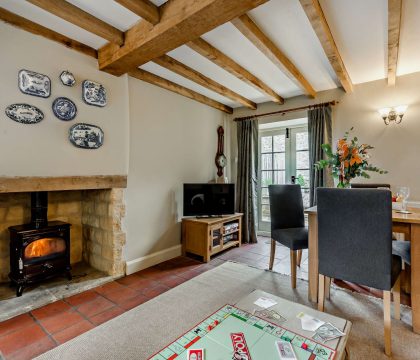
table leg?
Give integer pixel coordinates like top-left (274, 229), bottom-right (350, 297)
top-left (411, 224), bottom-right (420, 333)
top-left (308, 213), bottom-right (319, 302)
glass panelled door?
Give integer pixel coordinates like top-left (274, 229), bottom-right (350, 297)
top-left (258, 125), bottom-right (309, 232)
top-left (259, 129), bottom-right (287, 232)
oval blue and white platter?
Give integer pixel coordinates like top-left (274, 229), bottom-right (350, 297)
top-left (52, 97), bottom-right (77, 121)
top-left (5, 104), bottom-right (44, 124)
top-left (18, 69), bottom-right (51, 98)
top-left (82, 80), bottom-right (107, 107)
top-left (69, 123), bottom-right (104, 149)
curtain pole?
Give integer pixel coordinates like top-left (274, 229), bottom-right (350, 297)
top-left (234, 100), bottom-right (339, 122)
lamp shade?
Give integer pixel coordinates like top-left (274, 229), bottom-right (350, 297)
top-left (378, 108), bottom-right (391, 117)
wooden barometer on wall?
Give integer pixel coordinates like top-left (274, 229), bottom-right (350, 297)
top-left (215, 126), bottom-right (227, 177)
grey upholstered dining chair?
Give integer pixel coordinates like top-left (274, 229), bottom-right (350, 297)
top-left (317, 188), bottom-right (402, 356)
top-left (351, 184), bottom-right (412, 268)
top-left (268, 184), bottom-right (308, 289)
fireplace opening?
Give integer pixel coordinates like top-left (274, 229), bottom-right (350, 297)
top-left (24, 237), bottom-right (66, 260)
top-left (8, 191), bottom-right (72, 297)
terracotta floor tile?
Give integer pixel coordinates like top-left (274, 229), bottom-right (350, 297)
top-left (159, 275), bottom-right (186, 288)
top-left (101, 287), bottom-right (139, 305)
top-left (89, 306), bottom-right (125, 325)
top-left (142, 284), bottom-right (170, 298)
top-left (115, 274), bottom-right (143, 286)
top-left (65, 290), bottom-right (99, 307)
top-left (94, 281), bottom-right (127, 296)
top-left (7, 336), bottom-right (56, 360)
top-left (118, 294), bottom-right (150, 311)
top-left (39, 310), bottom-right (85, 334)
top-left (52, 320), bottom-right (95, 345)
top-left (123, 277), bottom-right (160, 292)
top-left (190, 263), bottom-right (214, 274)
top-left (0, 324), bottom-right (46, 356)
top-left (177, 269), bottom-right (199, 281)
top-left (136, 267), bottom-right (171, 280)
top-left (31, 301), bottom-right (72, 321)
top-left (76, 296), bottom-right (115, 318)
top-left (0, 314), bottom-right (35, 338)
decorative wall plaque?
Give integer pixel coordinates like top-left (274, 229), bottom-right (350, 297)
top-left (82, 80), bottom-right (106, 107)
top-left (59, 71), bottom-right (76, 87)
top-left (69, 123), bottom-right (104, 149)
top-left (5, 104), bottom-right (44, 124)
top-left (18, 69), bottom-right (51, 98)
top-left (52, 97), bottom-right (77, 121)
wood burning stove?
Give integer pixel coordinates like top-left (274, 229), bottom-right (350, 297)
top-left (8, 192), bottom-right (71, 297)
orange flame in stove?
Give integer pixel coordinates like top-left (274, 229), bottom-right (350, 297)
top-left (24, 238), bottom-right (66, 259)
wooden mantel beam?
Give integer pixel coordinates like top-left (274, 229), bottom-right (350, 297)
top-left (187, 38), bottom-right (284, 104)
top-left (0, 7), bottom-right (97, 58)
top-left (0, 175), bottom-right (127, 193)
top-left (114, 0), bottom-right (160, 25)
top-left (388, 0), bottom-right (402, 86)
top-left (98, 0), bottom-right (268, 76)
top-left (27, 0), bottom-right (124, 45)
top-left (299, 0), bottom-right (353, 93)
top-left (153, 55), bottom-right (257, 109)
top-left (232, 14), bottom-right (316, 98)
top-left (129, 68), bottom-right (233, 114)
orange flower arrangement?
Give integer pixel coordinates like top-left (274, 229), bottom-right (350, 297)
top-left (315, 128), bottom-right (387, 188)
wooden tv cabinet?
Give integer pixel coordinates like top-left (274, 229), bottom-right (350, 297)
top-left (181, 213), bottom-right (243, 262)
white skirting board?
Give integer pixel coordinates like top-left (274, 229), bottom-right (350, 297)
top-left (125, 244), bottom-right (182, 275)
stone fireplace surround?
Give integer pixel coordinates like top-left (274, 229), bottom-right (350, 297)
top-left (0, 176), bottom-right (127, 284)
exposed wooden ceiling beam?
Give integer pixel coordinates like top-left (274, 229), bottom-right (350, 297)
top-left (27, 0), bottom-right (124, 45)
top-left (98, 0), bottom-right (269, 76)
top-left (232, 14), bottom-right (316, 98)
top-left (299, 0), bottom-right (353, 93)
top-left (0, 7), bottom-right (97, 58)
top-left (187, 38), bottom-right (284, 104)
top-left (114, 0), bottom-right (160, 25)
top-left (388, 0), bottom-right (402, 86)
top-left (153, 55), bottom-right (257, 109)
top-left (129, 68), bottom-right (233, 114)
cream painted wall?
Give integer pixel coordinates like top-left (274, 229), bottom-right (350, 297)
top-left (0, 22), bottom-right (129, 176)
top-left (231, 71), bottom-right (420, 200)
top-left (125, 77), bottom-right (224, 264)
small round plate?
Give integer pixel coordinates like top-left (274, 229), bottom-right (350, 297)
top-left (52, 97), bottom-right (77, 121)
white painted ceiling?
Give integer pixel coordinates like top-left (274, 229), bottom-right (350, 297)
top-left (1, 0), bottom-right (420, 108)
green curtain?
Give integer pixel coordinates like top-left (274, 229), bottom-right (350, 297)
top-left (236, 119), bottom-right (258, 244)
top-left (308, 105), bottom-right (332, 206)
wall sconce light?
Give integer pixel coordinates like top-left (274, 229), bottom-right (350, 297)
top-left (378, 105), bottom-right (408, 125)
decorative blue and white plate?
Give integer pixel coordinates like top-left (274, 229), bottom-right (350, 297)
top-left (82, 80), bottom-right (106, 107)
top-left (18, 69), bottom-right (51, 98)
top-left (69, 123), bottom-right (104, 149)
top-left (5, 104), bottom-right (44, 124)
top-left (52, 97), bottom-right (77, 121)
top-left (60, 70), bottom-right (76, 87)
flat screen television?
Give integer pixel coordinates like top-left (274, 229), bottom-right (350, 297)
top-left (183, 183), bottom-right (235, 217)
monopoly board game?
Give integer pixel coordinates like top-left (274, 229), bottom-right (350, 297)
top-left (148, 304), bottom-right (336, 360)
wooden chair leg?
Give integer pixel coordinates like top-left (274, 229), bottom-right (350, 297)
top-left (393, 275), bottom-right (401, 321)
top-left (269, 239), bottom-right (276, 270)
top-left (296, 249), bottom-right (302, 267)
top-left (325, 276), bottom-right (331, 300)
top-left (344, 346), bottom-right (350, 360)
top-left (290, 250), bottom-right (297, 289)
top-left (383, 290), bottom-right (392, 356)
top-left (318, 274), bottom-right (325, 312)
